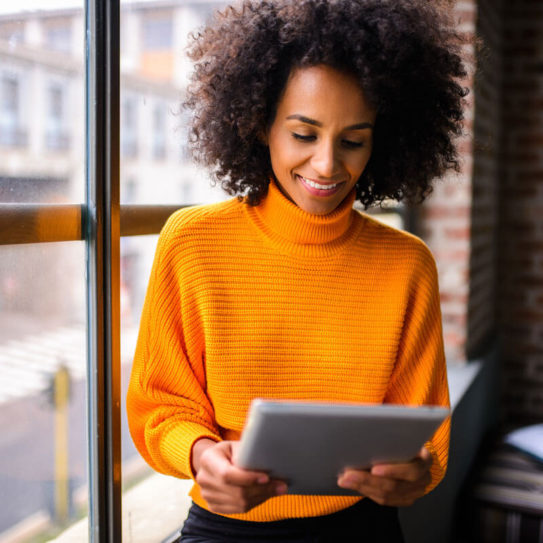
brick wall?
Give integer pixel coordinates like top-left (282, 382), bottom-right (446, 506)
top-left (401, 0), bottom-right (543, 422)
top-left (420, 0), bottom-right (543, 425)
top-left (418, 0), bottom-right (477, 364)
top-left (499, 0), bottom-right (543, 423)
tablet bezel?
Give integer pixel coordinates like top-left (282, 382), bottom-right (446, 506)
top-left (234, 399), bottom-right (449, 496)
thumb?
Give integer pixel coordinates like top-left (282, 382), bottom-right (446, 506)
top-left (419, 446), bottom-right (433, 466)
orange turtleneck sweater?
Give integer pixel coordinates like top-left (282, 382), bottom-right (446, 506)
top-left (126, 180), bottom-right (450, 522)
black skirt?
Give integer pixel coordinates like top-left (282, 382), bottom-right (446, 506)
top-left (175, 499), bottom-right (405, 543)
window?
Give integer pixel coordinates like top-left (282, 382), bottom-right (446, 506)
top-left (181, 180), bottom-right (194, 203)
top-left (0, 21), bottom-right (24, 46)
top-left (121, 95), bottom-right (138, 158)
top-left (45, 20), bottom-right (72, 54)
top-left (45, 83), bottom-right (70, 151)
top-left (142, 16), bottom-right (172, 51)
top-left (139, 11), bottom-right (174, 81)
top-left (152, 102), bottom-right (166, 160)
top-left (0, 74), bottom-right (26, 147)
top-left (122, 176), bottom-right (137, 204)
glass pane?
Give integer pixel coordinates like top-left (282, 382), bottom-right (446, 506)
top-left (121, 235), bottom-right (196, 542)
top-left (120, 1), bottom-right (228, 541)
top-left (0, 3), bottom-right (85, 205)
top-left (119, 0), bottom-right (228, 207)
top-left (0, 2), bottom-right (87, 541)
top-left (0, 242), bottom-right (87, 542)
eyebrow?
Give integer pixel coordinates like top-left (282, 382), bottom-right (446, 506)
top-left (285, 114), bottom-right (374, 130)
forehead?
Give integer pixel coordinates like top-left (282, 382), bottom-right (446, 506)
top-left (277, 64), bottom-right (376, 122)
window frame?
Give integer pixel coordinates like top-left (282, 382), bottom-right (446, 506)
top-left (85, 0), bottom-right (121, 540)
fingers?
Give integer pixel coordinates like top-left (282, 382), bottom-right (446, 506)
top-left (370, 448), bottom-right (432, 481)
top-left (338, 470), bottom-right (427, 506)
top-left (198, 441), bottom-right (270, 487)
top-left (370, 447), bottom-right (432, 480)
top-left (201, 479), bottom-right (286, 514)
top-left (196, 441), bottom-right (288, 514)
top-left (337, 448), bottom-right (433, 507)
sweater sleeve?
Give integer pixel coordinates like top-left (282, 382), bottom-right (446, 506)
top-left (384, 242), bottom-right (450, 493)
top-left (126, 216), bottom-right (221, 480)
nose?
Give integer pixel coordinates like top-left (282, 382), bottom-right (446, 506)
top-left (310, 140), bottom-right (339, 178)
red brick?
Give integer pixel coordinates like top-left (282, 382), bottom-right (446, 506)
top-left (503, 152), bottom-right (541, 164)
top-left (443, 313), bottom-right (467, 327)
top-left (456, 9), bottom-right (476, 25)
top-left (516, 276), bottom-right (543, 288)
top-left (434, 249), bottom-right (470, 262)
top-left (444, 227), bottom-right (471, 241)
top-left (512, 344), bottom-right (543, 356)
top-left (507, 223), bottom-right (538, 236)
top-left (515, 241), bottom-right (543, 253)
top-left (502, 116), bottom-right (541, 129)
top-left (425, 206), bottom-right (471, 219)
top-left (502, 187), bottom-right (541, 201)
top-left (458, 139), bottom-right (474, 155)
top-left (521, 28), bottom-right (542, 39)
top-left (516, 171), bottom-right (543, 183)
top-left (503, 46), bottom-right (538, 56)
top-left (440, 292), bottom-right (469, 304)
top-left (505, 11), bottom-right (543, 22)
top-left (516, 134), bottom-right (543, 146)
top-left (503, 81), bottom-right (540, 93)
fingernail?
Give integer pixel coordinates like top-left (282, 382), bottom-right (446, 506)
top-left (275, 483), bottom-right (288, 495)
top-left (371, 466), bottom-right (385, 476)
top-left (257, 475), bottom-right (269, 484)
top-left (338, 476), bottom-right (353, 488)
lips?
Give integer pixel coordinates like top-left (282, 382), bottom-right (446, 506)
top-left (299, 176), bottom-right (338, 190)
top-left (297, 175), bottom-right (344, 196)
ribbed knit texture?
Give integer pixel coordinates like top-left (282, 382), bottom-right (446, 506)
top-left (127, 180), bottom-right (450, 522)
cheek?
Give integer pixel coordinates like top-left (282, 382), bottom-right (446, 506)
top-left (347, 154), bottom-right (371, 178)
top-left (271, 143), bottom-right (305, 172)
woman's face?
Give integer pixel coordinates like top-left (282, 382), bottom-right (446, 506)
top-left (266, 64), bottom-right (376, 215)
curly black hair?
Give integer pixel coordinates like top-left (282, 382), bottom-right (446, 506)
top-left (185, 0), bottom-right (468, 207)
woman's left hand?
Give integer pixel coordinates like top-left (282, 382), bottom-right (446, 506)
top-left (337, 447), bottom-right (432, 507)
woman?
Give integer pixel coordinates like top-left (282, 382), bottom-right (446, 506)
top-left (127, 1), bottom-right (467, 541)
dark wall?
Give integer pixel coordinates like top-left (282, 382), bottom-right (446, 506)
top-left (399, 350), bottom-right (500, 543)
top-left (498, 0), bottom-right (543, 423)
top-left (467, 0), bottom-right (503, 359)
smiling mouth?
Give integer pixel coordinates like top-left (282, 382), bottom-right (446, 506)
top-left (297, 175), bottom-right (342, 191)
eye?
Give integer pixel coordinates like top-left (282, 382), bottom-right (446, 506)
top-left (292, 133), bottom-right (316, 142)
top-left (342, 140), bottom-right (364, 149)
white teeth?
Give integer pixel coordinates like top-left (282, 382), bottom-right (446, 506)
top-left (299, 176), bottom-right (338, 190)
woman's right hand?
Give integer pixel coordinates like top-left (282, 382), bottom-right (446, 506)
top-left (192, 438), bottom-right (288, 515)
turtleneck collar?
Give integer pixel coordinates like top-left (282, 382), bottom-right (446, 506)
top-left (245, 179), bottom-right (360, 257)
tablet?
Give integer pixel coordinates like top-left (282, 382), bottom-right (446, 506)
top-left (234, 399), bottom-right (449, 495)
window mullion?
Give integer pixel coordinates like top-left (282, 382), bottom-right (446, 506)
top-left (85, 0), bottom-right (121, 541)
